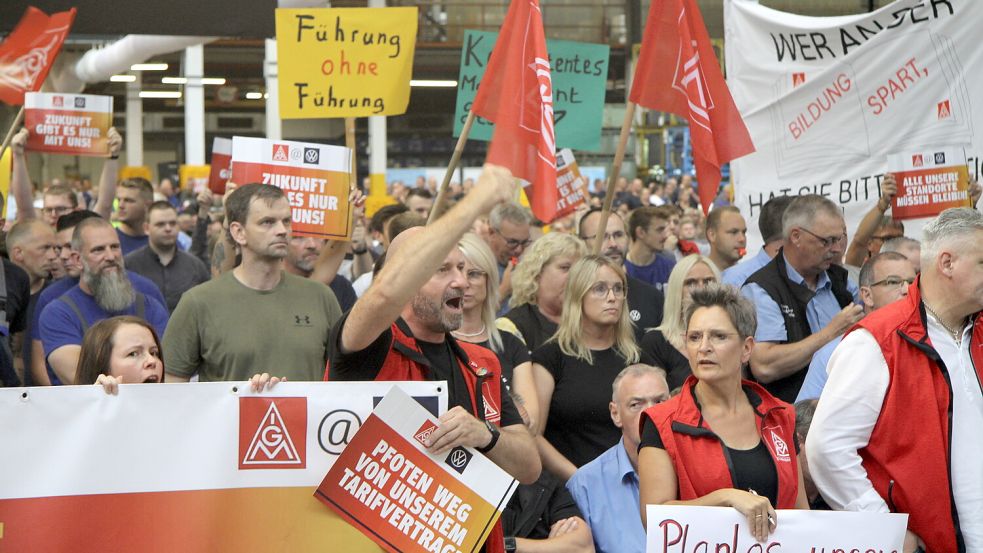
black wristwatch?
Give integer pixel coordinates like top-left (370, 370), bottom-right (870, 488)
top-left (476, 420), bottom-right (500, 453)
top-left (503, 536), bottom-right (517, 552)
top-left (352, 246), bottom-right (367, 255)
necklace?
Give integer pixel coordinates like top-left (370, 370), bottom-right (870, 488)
top-left (924, 302), bottom-right (965, 343)
top-left (452, 323), bottom-right (486, 338)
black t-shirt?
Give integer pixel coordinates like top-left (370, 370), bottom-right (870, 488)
top-left (639, 329), bottom-right (691, 390)
top-left (532, 342), bottom-right (654, 468)
top-left (3, 259), bottom-right (31, 335)
top-left (502, 470), bottom-right (583, 539)
top-left (626, 277), bottom-right (664, 343)
top-left (502, 303), bottom-right (558, 353)
top-left (328, 312), bottom-right (523, 427)
top-left (476, 331), bottom-right (530, 393)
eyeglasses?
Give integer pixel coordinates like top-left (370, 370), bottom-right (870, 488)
top-left (41, 206), bottom-right (73, 216)
top-left (870, 276), bottom-right (915, 289)
top-left (493, 228), bottom-right (532, 250)
top-left (588, 282), bottom-right (626, 299)
top-left (581, 230), bottom-right (627, 243)
top-left (466, 270), bottom-right (487, 283)
top-left (798, 227), bottom-right (846, 249)
top-left (685, 330), bottom-right (739, 347)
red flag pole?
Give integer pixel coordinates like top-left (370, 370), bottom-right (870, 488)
top-left (428, 110), bottom-right (476, 224)
top-left (0, 106), bottom-right (25, 161)
top-left (592, 101), bottom-right (636, 255)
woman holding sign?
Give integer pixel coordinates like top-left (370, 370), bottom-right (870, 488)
top-left (637, 284), bottom-right (808, 542)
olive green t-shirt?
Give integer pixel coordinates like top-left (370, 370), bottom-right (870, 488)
top-left (163, 271), bottom-right (342, 381)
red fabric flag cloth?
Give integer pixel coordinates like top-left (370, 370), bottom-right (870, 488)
top-left (629, 0), bottom-right (754, 214)
top-left (471, 0), bottom-right (558, 223)
top-left (0, 6), bottom-right (77, 105)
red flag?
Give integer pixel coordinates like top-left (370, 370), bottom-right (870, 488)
top-left (629, 0), bottom-right (753, 214)
top-left (471, 0), bottom-right (558, 223)
top-left (0, 7), bottom-right (77, 106)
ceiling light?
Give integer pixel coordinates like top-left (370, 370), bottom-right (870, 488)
top-left (161, 77), bottom-right (227, 85)
top-left (130, 63), bottom-right (169, 71)
top-left (410, 79), bottom-right (457, 87)
top-left (139, 90), bottom-right (182, 99)
top-left (245, 91), bottom-right (263, 99)
top-left (110, 75), bottom-right (136, 82)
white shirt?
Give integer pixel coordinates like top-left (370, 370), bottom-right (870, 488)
top-left (807, 313), bottom-right (983, 551)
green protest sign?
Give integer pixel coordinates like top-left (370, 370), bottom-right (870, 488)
top-left (454, 30), bottom-right (609, 152)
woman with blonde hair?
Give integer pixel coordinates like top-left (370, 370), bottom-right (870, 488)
top-left (531, 255), bottom-right (653, 479)
top-left (454, 234), bottom-right (539, 427)
top-left (640, 254), bottom-right (720, 389)
top-left (498, 232), bottom-right (588, 352)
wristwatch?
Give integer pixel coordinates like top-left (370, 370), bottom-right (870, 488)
top-left (503, 536), bottom-right (517, 552)
top-left (476, 420), bottom-right (500, 453)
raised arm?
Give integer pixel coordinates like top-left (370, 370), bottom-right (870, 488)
top-left (844, 174), bottom-right (896, 267)
top-left (93, 127), bottom-right (123, 219)
top-left (340, 165), bottom-right (516, 354)
top-left (10, 128), bottom-right (37, 221)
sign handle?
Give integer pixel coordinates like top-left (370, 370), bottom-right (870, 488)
top-left (428, 110), bottom-right (477, 224)
top-left (345, 117), bottom-right (357, 191)
top-left (592, 101), bottom-right (636, 255)
top-left (0, 106), bottom-right (26, 161)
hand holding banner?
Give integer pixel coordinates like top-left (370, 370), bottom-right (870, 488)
top-left (275, 7), bottom-right (417, 119)
top-left (316, 387), bottom-right (518, 553)
top-left (646, 505), bottom-right (907, 553)
top-left (230, 136), bottom-right (354, 240)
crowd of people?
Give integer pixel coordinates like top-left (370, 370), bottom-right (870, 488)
top-left (4, 123), bottom-right (982, 553)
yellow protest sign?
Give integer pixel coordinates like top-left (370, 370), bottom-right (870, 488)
top-left (275, 7), bottom-right (417, 119)
top-left (178, 164), bottom-right (211, 193)
top-left (119, 166), bottom-right (152, 182)
top-left (0, 148), bottom-right (10, 213)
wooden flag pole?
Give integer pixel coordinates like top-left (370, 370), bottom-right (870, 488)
top-left (0, 106), bottom-right (26, 161)
top-left (344, 117), bottom-right (357, 191)
top-left (428, 110), bottom-right (477, 224)
top-left (592, 101), bottom-right (636, 255)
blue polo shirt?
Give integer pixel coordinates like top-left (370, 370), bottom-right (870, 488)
top-left (722, 247), bottom-right (771, 288)
top-left (741, 254), bottom-right (860, 343)
top-left (566, 438), bottom-right (645, 553)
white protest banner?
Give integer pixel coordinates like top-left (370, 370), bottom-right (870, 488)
top-left (0, 382), bottom-right (445, 551)
top-left (887, 146), bottom-right (970, 219)
top-left (230, 136), bottom-right (354, 239)
top-left (24, 92), bottom-right (113, 156)
top-left (724, 0), bottom-right (979, 251)
top-left (317, 386), bottom-right (518, 553)
top-left (646, 505), bottom-right (907, 553)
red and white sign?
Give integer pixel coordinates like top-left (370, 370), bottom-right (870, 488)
top-left (239, 397), bottom-right (307, 469)
top-left (208, 137), bottom-right (233, 194)
top-left (552, 148), bottom-right (589, 219)
top-left (24, 92), bottom-right (113, 156)
top-left (887, 146), bottom-right (971, 220)
top-left (230, 136), bottom-right (354, 240)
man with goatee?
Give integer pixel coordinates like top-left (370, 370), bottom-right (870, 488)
top-left (39, 217), bottom-right (169, 384)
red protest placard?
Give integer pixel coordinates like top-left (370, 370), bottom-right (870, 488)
top-left (24, 93), bottom-right (113, 156)
top-left (553, 148), bottom-right (589, 219)
top-left (315, 388), bottom-right (517, 553)
top-left (208, 137), bottom-right (232, 194)
top-left (887, 147), bottom-right (971, 220)
top-left (230, 137), bottom-right (353, 239)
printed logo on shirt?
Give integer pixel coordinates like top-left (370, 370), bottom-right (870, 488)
top-left (629, 309), bottom-right (641, 322)
top-left (779, 304), bottom-right (796, 318)
top-left (769, 429), bottom-right (791, 463)
top-left (445, 446), bottom-right (472, 474)
top-left (239, 397), bottom-right (307, 469)
top-left (413, 420), bottom-right (438, 447)
top-left (294, 314), bottom-right (312, 326)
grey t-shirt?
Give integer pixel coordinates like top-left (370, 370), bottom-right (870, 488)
top-left (163, 271), bottom-right (342, 381)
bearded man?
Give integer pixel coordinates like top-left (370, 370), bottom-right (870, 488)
top-left (39, 217), bottom-right (169, 384)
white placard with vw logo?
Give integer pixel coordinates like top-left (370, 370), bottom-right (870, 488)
top-left (230, 135), bottom-right (354, 239)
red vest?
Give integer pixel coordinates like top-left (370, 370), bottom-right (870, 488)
top-left (640, 377), bottom-right (800, 509)
top-left (329, 319), bottom-right (507, 553)
top-left (850, 278), bottom-right (982, 553)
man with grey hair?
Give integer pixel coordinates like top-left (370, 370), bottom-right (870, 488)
top-left (807, 207), bottom-right (983, 553)
top-left (567, 364), bottom-right (670, 553)
top-left (39, 217), bottom-right (169, 384)
top-left (880, 236), bottom-right (921, 273)
top-left (742, 194), bottom-right (863, 403)
top-left (484, 201), bottom-right (533, 306)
